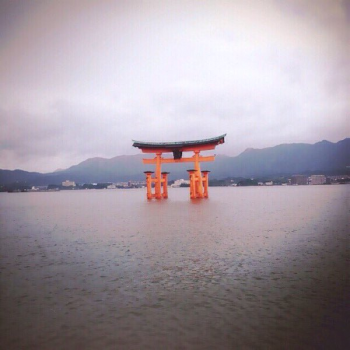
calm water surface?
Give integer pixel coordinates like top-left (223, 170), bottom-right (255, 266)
top-left (1, 186), bottom-right (349, 349)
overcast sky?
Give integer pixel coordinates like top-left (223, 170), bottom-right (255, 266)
top-left (1, 0), bottom-right (349, 172)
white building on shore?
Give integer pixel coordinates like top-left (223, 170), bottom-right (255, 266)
top-left (62, 180), bottom-right (76, 187)
top-left (171, 179), bottom-right (190, 187)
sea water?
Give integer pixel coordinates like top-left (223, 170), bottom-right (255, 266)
top-left (0, 186), bottom-right (349, 349)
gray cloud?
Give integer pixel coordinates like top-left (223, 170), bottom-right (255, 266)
top-left (1, 0), bottom-right (349, 172)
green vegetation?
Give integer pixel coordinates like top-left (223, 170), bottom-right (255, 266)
top-left (209, 176), bottom-right (290, 186)
top-left (236, 178), bottom-right (259, 186)
top-left (0, 182), bottom-right (31, 192)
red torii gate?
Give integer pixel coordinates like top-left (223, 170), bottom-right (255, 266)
top-left (132, 134), bottom-right (226, 199)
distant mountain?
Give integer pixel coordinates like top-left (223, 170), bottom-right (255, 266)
top-left (0, 169), bottom-right (45, 185)
top-left (224, 138), bottom-right (350, 178)
top-left (1, 138), bottom-right (349, 186)
top-left (53, 168), bottom-right (65, 172)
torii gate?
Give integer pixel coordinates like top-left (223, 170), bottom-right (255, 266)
top-left (132, 134), bottom-right (226, 199)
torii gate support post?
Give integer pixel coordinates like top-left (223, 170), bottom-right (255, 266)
top-left (187, 170), bottom-right (196, 199)
top-left (187, 168), bottom-right (210, 199)
top-left (155, 153), bottom-right (162, 199)
top-left (194, 150), bottom-right (204, 197)
top-left (202, 171), bottom-right (210, 198)
top-left (144, 170), bottom-right (169, 200)
top-left (162, 172), bottom-right (169, 199)
top-left (144, 171), bottom-right (154, 199)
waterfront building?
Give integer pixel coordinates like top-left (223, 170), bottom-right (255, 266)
top-left (328, 175), bottom-right (350, 184)
top-left (62, 180), bottom-right (76, 187)
top-left (171, 179), bottom-right (190, 187)
top-left (309, 175), bottom-right (326, 185)
top-left (291, 175), bottom-right (308, 185)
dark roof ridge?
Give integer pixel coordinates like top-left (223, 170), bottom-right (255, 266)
top-left (132, 134), bottom-right (226, 149)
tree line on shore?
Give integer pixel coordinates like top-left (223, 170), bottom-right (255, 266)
top-left (5, 176), bottom-right (349, 192)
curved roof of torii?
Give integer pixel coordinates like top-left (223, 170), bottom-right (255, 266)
top-left (132, 134), bottom-right (226, 150)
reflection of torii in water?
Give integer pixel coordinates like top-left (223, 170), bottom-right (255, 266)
top-left (132, 134), bottom-right (226, 199)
